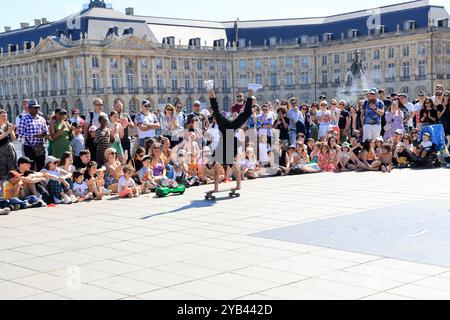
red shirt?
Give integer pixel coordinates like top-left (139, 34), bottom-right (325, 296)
top-left (231, 103), bottom-right (244, 114)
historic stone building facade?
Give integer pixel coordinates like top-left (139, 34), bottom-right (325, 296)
top-left (0, 0), bottom-right (449, 120)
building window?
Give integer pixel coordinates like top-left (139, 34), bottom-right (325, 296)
top-left (62, 75), bottom-right (68, 91)
top-left (92, 56), bottom-right (100, 68)
top-left (22, 79), bottom-right (27, 96)
top-left (127, 69), bottom-right (136, 91)
top-left (171, 75), bottom-right (178, 90)
top-left (239, 59), bottom-right (247, 70)
top-left (418, 61), bottom-right (426, 79)
top-left (402, 62), bottom-right (410, 79)
top-left (417, 43), bottom-right (426, 55)
top-left (156, 75), bottom-right (164, 90)
top-left (239, 74), bottom-right (248, 88)
top-left (222, 77), bottom-right (228, 91)
top-left (347, 52), bottom-right (353, 63)
top-left (334, 54), bottom-right (340, 64)
top-left (111, 58), bottom-right (118, 69)
top-left (334, 69), bottom-right (340, 84)
top-left (286, 72), bottom-right (294, 86)
top-left (387, 63), bottom-right (396, 80)
top-left (142, 74), bottom-right (150, 91)
top-left (322, 55), bottom-right (328, 66)
top-left (388, 48), bottom-right (395, 59)
top-left (184, 75), bottom-right (191, 90)
top-left (255, 73), bottom-right (263, 85)
top-left (321, 70), bottom-right (328, 85)
top-left (197, 75), bottom-right (203, 90)
top-left (221, 61), bottom-right (228, 72)
top-left (373, 65), bottom-right (381, 83)
top-left (209, 60), bottom-right (215, 71)
top-left (92, 74), bottom-right (100, 91)
top-left (301, 57), bottom-right (309, 68)
top-left (111, 74), bottom-right (119, 92)
top-left (270, 58), bottom-right (277, 70)
top-left (373, 49), bottom-right (380, 60)
top-left (141, 59), bottom-right (149, 69)
top-left (285, 57), bottom-right (293, 69)
top-left (76, 74), bottom-right (82, 91)
top-left (223, 97), bottom-right (230, 111)
top-left (270, 73), bottom-right (277, 87)
top-left (254, 59), bottom-right (262, 70)
top-left (300, 72), bottom-right (309, 85)
top-left (171, 59), bottom-right (177, 70)
top-left (156, 58), bottom-right (163, 70)
top-left (184, 60), bottom-right (190, 70)
top-left (197, 60), bottom-right (203, 70)
top-left (402, 46), bottom-right (410, 57)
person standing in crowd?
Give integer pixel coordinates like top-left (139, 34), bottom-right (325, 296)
top-left (113, 98), bottom-right (134, 159)
top-left (109, 110), bottom-right (126, 164)
top-left (437, 91), bottom-right (450, 135)
top-left (274, 106), bottom-right (289, 147)
top-left (414, 91), bottom-right (426, 129)
top-left (160, 104), bottom-right (182, 148)
top-left (69, 108), bottom-right (85, 127)
top-left (287, 99), bottom-right (303, 145)
top-left (0, 109), bottom-right (17, 182)
top-left (83, 99), bottom-right (109, 160)
top-left (15, 99), bottom-right (29, 131)
top-left (300, 104), bottom-right (311, 140)
top-left (136, 100), bottom-right (160, 148)
top-left (419, 98), bottom-right (438, 127)
top-left (18, 100), bottom-right (48, 171)
top-left (258, 104), bottom-right (274, 146)
top-left (337, 100), bottom-right (350, 143)
top-left (231, 92), bottom-right (245, 115)
top-left (317, 100), bottom-right (332, 141)
top-left (399, 93), bottom-right (417, 132)
top-left (94, 116), bottom-right (112, 166)
top-left (49, 109), bottom-right (72, 158)
top-left (187, 101), bottom-right (209, 132)
top-left (175, 102), bottom-right (187, 143)
top-left (361, 88), bottom-right (385, 141)
top-left (384, 100), bottom-right (404, 141)
top-left (431, 84), bottom-right (445, 104)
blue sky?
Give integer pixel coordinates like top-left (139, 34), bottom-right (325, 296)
top-left (1, 0), bottom-right (449, 28)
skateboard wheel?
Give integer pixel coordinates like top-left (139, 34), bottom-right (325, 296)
top-left (235, 193), bottom-right (240, 198)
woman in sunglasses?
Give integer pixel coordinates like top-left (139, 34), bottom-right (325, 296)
top-left (49, 109), bottom-right (72, 159)
top-left (437, 90), bottom-right (450, 135)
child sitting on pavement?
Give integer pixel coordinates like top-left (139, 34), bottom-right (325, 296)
top-left (1, 171), bottom-right (44, 210)
top-left (137, 155), bottom-right (156, 194)
top-left (118, 165), bottom-right (140, 199)
top-left (72, 171), bottom-right (94, 202)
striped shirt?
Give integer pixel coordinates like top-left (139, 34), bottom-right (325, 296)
top-left (18, 114), bottom-right (48, 146)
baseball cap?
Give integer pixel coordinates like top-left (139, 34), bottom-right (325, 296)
top-left (141, 155), bottom-right (151, 162)
top-left (28, 99), bottom-right (41, 108)
top-left (395, 129), bottom-right (404, 135)
top-left (142, 100), bottom-right (151, 106)
top-left (368, 88), bottom-right (378, 94)
top-left (45, 156), bottom-right (59, 165)
top-left (399, 93), bottom-right (408, 98)
top-left (17, 157), bottom-right (34, 165)
top-left (375, 136), bottom-right (384, 142)
top-left (288, 144), bottom-right (297, 150)
top-left (423, 132), bottom-right (431, 137)
top-left (7, 171), bottom-right (23, 180)
top-left (342, 142), bottom-right (351, 148)
top-left (89, 126), bottom-right (97, 132)
top-left (193, 100), bottom-right (201, 106)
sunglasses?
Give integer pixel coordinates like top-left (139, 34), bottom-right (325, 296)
top-left (95, 104), bottom-right (103, 107)
top-left (144, 105), bottom-right (151, 108)
top-left (109, 152), bottom-right (117, 155)
top-left (237, 96), bottom-right (244, 98)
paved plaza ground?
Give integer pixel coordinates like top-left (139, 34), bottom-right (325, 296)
top-left (1, 168), bottom-right (450, 300)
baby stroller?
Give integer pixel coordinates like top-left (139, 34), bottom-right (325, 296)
top-left (412, 124), bottom-right (446, 168)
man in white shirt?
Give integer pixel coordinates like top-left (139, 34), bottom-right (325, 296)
top-left (136, 100), bottom-right (160, 147)
top-left (287, 98), bottom-right (304, 145)
top-left (83, 98), bottom-right (109, 139)
top-left (399, 93), bottom-right (418, 131)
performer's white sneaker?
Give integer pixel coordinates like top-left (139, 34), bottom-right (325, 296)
top-left (204, 80), bottom-right (215, 91)
top-left (248, 83), bottom-right (263, 92)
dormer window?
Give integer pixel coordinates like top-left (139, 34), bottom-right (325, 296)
top-left (238, 39), bottom-right (246, 48)
top-left (163, 36), bottom-right (175, 46)
top-left (403, 20), bottom-right (416, 30)
top-left (437, 19), bottom-right (448, 28)
top-left (213, 39), bottom-right (225, 48)
top-left (347, 29), bottom-right (358, 39)
top-left (322, 33), bottom-right (333, 42)
top-left (300, 35), bottom-right (309, 44)
top-left (123, 27), bottom-right (134, 35)
top-left (189, 38), bottom-right (201, 47)
top-left (107, 27), bottom-right (119, 37)
top-left (269, 37), bottom-right (277, 46)
top-left (375, 25), bottom-right (386, 35)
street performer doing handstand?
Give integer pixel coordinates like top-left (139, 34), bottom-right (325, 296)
top-left (204, 80), bottom-right (262, 195)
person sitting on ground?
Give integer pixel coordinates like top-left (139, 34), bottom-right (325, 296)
top-left (104, 148), bottom-right (124, 194)
top-left (84, 161), bottom-right (106, 200)
top-left (374, 137), bottom-right (384, 158)
top-left (239, 147), bottom-right (262, 180)
top-left (393, 142), bottom-right (413, 168)
top-left (149, 142), bottom-right (167, 186)
top-left (338, 142), bottom-right (359, 172)
top-left (137, 155), bottom-right (156, 194)
top-left (357, 139), bottom-right (380, 171)
top-left (373, 143), bottom-right (394, 173)
top-left (118, 165), bottom-right (140, 199)
top-left (2, 171), bottom-right (44, 210)
top-left (41, 156), bottom-right (74, 205)
top-left (317, 143), bottom-right (335, 172)
top-left (293, 143), bottom-right (321, 173)
top-left (172, 149), bottom-right (189, 186)
top-left (71, 171), bottom-right (94, 202)
top-left (199, 147), bottom-right (225, 185)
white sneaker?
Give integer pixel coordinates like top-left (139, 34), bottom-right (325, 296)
top-left (53, 197), bottom-right (63, 205)
top-left (204, 80), bottom-right (215, 91)
top-left (63, 195), bottom-right (72, 205)
top-left (0, 208), bottom-right (10, 216)
top-left (70, 195), bottom-right (78, 203)
top-left (248, 83), bottom-right (263, 92)
top-left (101, 188), bottom-right (112, 195)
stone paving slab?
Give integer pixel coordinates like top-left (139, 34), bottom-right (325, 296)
top-left (0, 169), bottom-right (449, 300)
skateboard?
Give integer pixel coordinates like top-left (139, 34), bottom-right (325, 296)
top-left (205, 189), bottom-right (241, 201)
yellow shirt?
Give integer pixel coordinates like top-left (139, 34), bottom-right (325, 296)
top-left (3, 182), bottom-right (20, 200)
